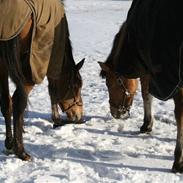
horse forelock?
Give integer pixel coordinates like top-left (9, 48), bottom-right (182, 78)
top-left (99, 62), bottom-right (113, 78)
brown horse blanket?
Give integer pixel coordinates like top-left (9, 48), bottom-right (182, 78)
top-left (0, 0), bottom-right (65, 84)
top-left (117, 0), bottom-right (183, 100)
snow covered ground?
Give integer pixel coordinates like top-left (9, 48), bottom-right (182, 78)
top-left (0, 0), bottom-right (183, 182)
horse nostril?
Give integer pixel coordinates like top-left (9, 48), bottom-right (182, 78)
top-left (72, 116), bottom-right (76, 122)
top-left (120, 111), bottom-right (130, 119)
top-left (111, 109), bottom-right (130, 120)
top-left (113, 115), bottom-right (119, 119)
top-left (75, 112), bottom-right (83, 122)
top-left (67, 113), bottom-right (82, 122)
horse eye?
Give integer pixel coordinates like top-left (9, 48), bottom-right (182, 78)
top-left (117, 78), bottom-right (123, 85)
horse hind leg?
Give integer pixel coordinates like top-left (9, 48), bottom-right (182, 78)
top-left (4, 38), bottom-right (31, 160)
top-left (0, 62), bottom-right (13, 150)
top-left (172, 88), bottom-right (183, 173)
top-left (140, 75), bottom-right (154, 133)
top-left (2, 93), bottom-right (13, 150)
top-left (11, 17), bottom-right (33, 160)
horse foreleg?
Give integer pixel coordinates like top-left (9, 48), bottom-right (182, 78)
top-left (172, 89), bottom-right (183, 173)
top-left (140, 75), bottom-right (153, 133)
top-left (48, 79), bottom-right (61, 125)
top-left (22, 84), bottom-right (34, 133)
top-left (51, 102), bottom-right (62, 126)
top-left (12, 86), bottom-right (30, 160)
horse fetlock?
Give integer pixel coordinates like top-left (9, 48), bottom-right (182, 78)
top-left (12, 139), bottom-right (30, 160)
top-left (140, 118), bottom-right (153, 133)
top-left (140, 123), bottom-right (153, 133)
top-left (5, 137), bottom-right (14, 150)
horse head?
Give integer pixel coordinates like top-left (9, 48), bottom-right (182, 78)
top-left (58, 59), bottom-right (85, 122)
top-left (99, 62), bottom-right (138, 119)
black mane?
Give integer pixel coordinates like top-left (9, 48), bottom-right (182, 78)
top-left (100, 22), bottom-right (127, 78)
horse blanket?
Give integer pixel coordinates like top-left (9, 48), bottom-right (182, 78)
top-left (0, 0), bottom-right (65, 84)
top-left (118, 0), bottom-right (183, 100)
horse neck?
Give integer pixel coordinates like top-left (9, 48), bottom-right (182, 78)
top-left (106, 22), bottom-right (127, 70)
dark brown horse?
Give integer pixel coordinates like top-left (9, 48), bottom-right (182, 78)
top-left (0, 1), bottom-right (84, 161)
top-left (99, 22), bottom-right (153, 133)
top-left (99, 0), bottom-right (183, 173)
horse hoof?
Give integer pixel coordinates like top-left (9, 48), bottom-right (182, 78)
top-left (172, 162), bottom-right (183, 173)
top-left (17, 151), bottom-right (31, 161)
top-left (140, 126), bottom-right (152, 133)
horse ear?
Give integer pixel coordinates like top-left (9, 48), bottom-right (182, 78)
top-left (98, 62), bottom-right (110, 73)
top-left (76, 58), bottom-right (85, 71)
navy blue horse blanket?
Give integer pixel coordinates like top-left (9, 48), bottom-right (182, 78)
top-left (117, 0), bottom-right (183, 100)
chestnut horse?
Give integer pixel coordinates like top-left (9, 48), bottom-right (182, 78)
top-left (99, 0), bottom-right (183, 173)
top-left (0, 3), bottom-right (84, 160)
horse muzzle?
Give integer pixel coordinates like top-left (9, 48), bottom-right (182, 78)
top-left (66, 110), bottom-right (83, 122)
top-left (110, 105), bottom-right (130, 120)
top-left (59, 99), bottom-right (83, 122)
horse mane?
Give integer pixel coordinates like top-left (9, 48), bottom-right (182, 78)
top-left (62, 14), bottom-right (74, 67)
top-left (63, 15), bottom-right (82, 87)
top-left (100, 21), bottom-right (127, 78)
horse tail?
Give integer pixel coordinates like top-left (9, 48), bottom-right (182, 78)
top-left (0, 37), bottom-right (25, 88)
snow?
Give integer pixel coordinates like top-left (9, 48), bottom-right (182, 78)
top-left (0, 0), bottom-right (183, 182)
